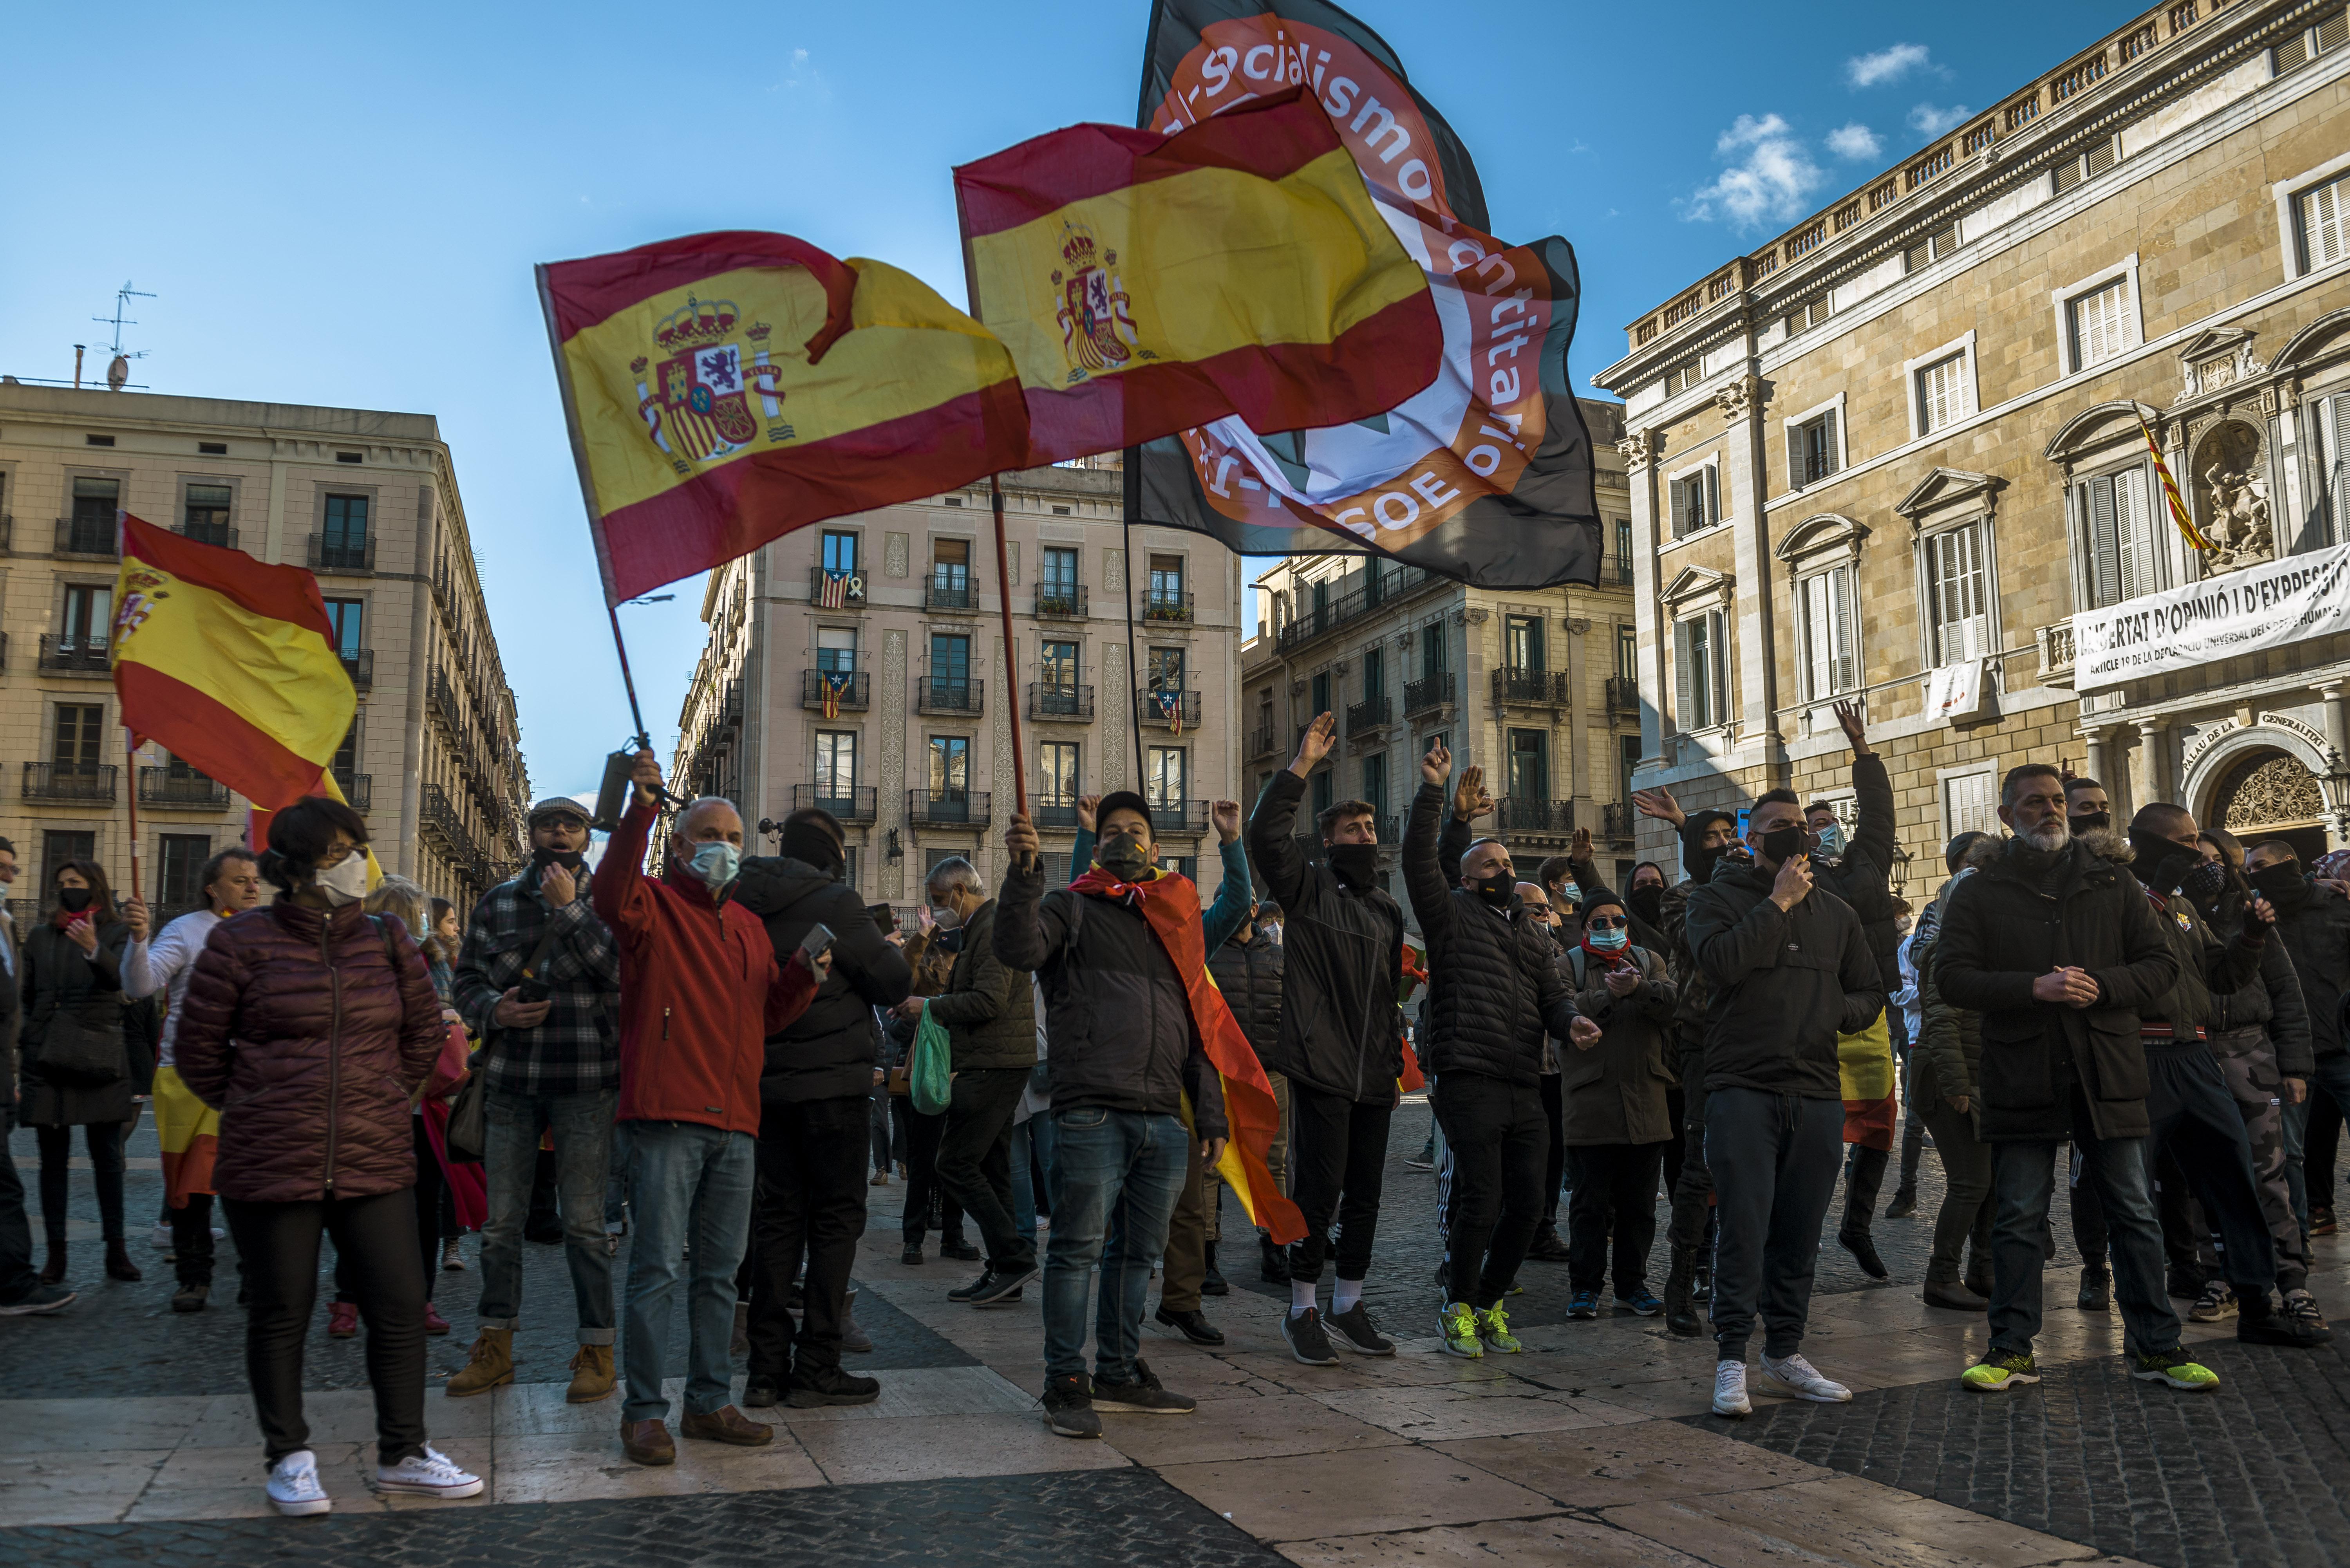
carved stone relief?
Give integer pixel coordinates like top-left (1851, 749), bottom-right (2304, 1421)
top-left (2191, 419), bottom-right (2274, 575)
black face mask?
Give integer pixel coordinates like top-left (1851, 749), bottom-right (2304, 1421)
top-left (2071, 810), bottom-right (2111, 833)
top-left (781, 822), bottom-right (845, 878)
top-left (1761, 824), bottom-right (1808, 867)
top-left (1628, 884), bottom-right (1665, 925)
top-left (1096, 833), bottom-right (1150, 878)
top-left (2182, 858), bottom-right (2229, 907)
top-left (531, 847), bottom-right (587, 872)
top-left (56, 886), bottom-right (92, 913)
top-left (2128, 829), bottom-right (2194, 894)
top-left (1474, 869), bottom-right (1516, 908)
top-left (2252, 863), bottom-right (2310, 908)
top-left (1327, 842), bottom-right (1379, 887)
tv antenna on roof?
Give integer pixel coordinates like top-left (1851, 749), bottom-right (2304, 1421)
top-left (94, 280), bottom-right (155, 391)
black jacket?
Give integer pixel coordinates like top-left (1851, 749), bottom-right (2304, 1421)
top-left (18, 918), bottom-right (137, 1128)
top-left (992, 857), bottom-right (1225, 1138)
top-left (1683, 861), bottom-right (1883, 1098)
top-left (733, 855), bottom-right (913, 1104)
top-left (1247, 769), bottom-right (1404, 1102)
top-left (2260, 882), bottom-right (2350, 1061)
top-left (1207, 929), bottom-right (1283, 1062)
top-left (1933, 833), bottom-right (2182, 1142)
top-left (2202, 905), bottom-right (2313, 1077)
top-left (1810, 754), bottom-right (1902, 1003)
top-left (924, 900), bottom-right (1035, 1071)
top-left (1401, 782), bottom-right (1583, 1087)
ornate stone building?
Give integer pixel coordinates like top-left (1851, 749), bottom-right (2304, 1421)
top-left (672, 457), bottom-right (1244, 913)
top-left (1236, 397), bottom-right (1640, 917)
top-left (1595, 0), bottom-right (2350, 897)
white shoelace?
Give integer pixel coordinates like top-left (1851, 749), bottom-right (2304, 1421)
top-left (388, 1445), bottom-right (469, 1483)
top-left (272, 1452), bottom-right (325, 1498)
top-left (1766, 1354), bottom-right (1844, 1395)
top-left (1714, 1362), bottom-right (1747, 1398)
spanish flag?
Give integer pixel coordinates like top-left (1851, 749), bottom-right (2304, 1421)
top-left (539, 233), bottom-right (1029, 605)
top-left (153, 1066), bottom-right (218, 1209)
top-left (112, 515), bottom-right (356, 811)
top-left (955, 88), bottom-right (1441, 467)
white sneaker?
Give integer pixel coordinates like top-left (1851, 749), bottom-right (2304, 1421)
top-left (1761, 1352), bottom-right (1852, 1403)
top-left (150, 1223), bottom-right (175, 1250)
top-left (267, 1449), bottom-right (332, 1516)
top-left (374, 1444), bottom-right (483, 1499)
top-left (1712, 1359), bottom-right (1751, 1417)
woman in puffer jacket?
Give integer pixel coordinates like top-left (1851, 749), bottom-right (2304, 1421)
top-left (174, 797), bottom-right (481, 1518)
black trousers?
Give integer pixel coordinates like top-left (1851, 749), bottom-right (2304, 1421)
top-left (1286, 1083), bottom-right (1391, 1283)
top-left (901, 1104), bottom-right (964, 1244)
top-left (172, 1191), bottom-right (217, 1288)
top-left (410, 1120), bottom-right (446, 1302)
top-left (1663, 1084), bottom-right (1688, 1198)
top-left (1666, 1031), bottom-right (1714, 1253)
top-left (746, 1095), bottom-right (871, 1380)
top-left (1539, 1074), bottom-right (1567, 1225)
top-left (0, 1105), bottom-right (40, 1304)
top-left (1567, 1141), bottom-right (1667, 1297)
top-left (2146, 1044), bottom-right (2277, 1301)
top-left (933, 1068), bottom-right (1033, 1272)
top-left (36, 1122), bottom-right (127, 1246)
top-left (1432, 1073), bottom-right (1547, 1310)
top-left (221, 1187), bottom-right (426, 1465)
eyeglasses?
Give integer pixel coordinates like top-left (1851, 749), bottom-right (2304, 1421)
top-left (1587, 916), bottom-right (1627, 929)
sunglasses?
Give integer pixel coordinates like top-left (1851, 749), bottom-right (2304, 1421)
top-left (1587, 916), bottom-right (1627, 929)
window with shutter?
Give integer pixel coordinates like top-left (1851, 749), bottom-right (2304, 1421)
top-left (2068, 278), bottom-right (2131, 370)
top-left (1942, 771), bottom-right (2000, 840)
top-left (1675, 614), bottom-right (1724, 731)
top-left (2113, 468), bottom-right (2155, 600)
top-left (1800, 567), bottom-right (1859, 700)
top-left (1916, 354), bottom-right (1970, 434)
top-left (2325, 394), bottom-right (2350, 548)
top-left (1926, 522), bottom-right (1991, 665)
top-left (2300, 172), bottom-right (2348, 271)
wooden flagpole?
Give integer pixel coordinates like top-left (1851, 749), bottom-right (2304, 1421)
top-left (989, 474), bottom-right (1029, 817)
top-left (123, 728), bottom-right (143, 903)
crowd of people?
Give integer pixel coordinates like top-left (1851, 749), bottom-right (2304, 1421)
top-left (4, 702), bottom-right (2348, 1510)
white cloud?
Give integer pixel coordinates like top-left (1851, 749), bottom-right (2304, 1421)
top-left (1825, 123), bottom-right (1882, 160)
top-left (1909, 102), bottom-right (1974, 136)
top-left (1847, 43), bottom-right (1931, 89)
top-left (1681, 113), bottom-right (1823, 228)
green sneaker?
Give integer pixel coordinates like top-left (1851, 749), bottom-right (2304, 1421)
top-left (2132, 1348), bottom-right (2220, 1390)
top-left (1960, 1350), bottom-right (2039, 1391)
top-left (1437, 1301), bottom-right (1483, 1358)
top-left (1475, 1303), bottom-right (1522, 1353)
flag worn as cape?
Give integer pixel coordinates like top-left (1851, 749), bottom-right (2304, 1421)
top-left (1068, 864), bottom-right (1305, 1244)
top-left (956, 87), bottom-right (1440, 469)
top-left (539, 232), bottom-right (1029, 605)
top-left (111, 514), bottom-right (356, 811)
top-left (1130, 0), bottom-right (1602, 589)
top-left (152, 1066), bottom-right (218, 1209)
top-left (1838, 1013), bottom-right (1896, 1151)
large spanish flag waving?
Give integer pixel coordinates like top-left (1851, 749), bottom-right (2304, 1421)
top-left (539, 233), bottom-right (1029, 605)
top-left (112, 515), bottom-right (356, 810)
top-left (955, 87), bottom-right (1441, 467)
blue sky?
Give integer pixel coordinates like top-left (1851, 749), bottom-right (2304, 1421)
top-left (0, 1), bottom-right (2129, 798)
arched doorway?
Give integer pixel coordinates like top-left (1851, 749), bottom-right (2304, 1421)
top-left (2212, 748), bottom-right (2330, 861)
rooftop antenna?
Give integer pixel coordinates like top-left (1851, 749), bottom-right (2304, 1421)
top-left (94, 280), bottom-right (155, 392)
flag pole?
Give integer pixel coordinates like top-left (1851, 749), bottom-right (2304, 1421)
top-left (988, 474), bottom-right (1029, 817)
top-left (605, 603), bottom-right (653, 750)
top-left (123, 728), bottom-right (143, 905)
top-left (1119, 495), bottom-right (1146, 792)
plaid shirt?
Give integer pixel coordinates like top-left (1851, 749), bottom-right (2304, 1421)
top-left (452, 866), bottom-right (624, 1096)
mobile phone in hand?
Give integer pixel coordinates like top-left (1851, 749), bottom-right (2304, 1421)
top-left (799, 922), bottom-right (836, 966)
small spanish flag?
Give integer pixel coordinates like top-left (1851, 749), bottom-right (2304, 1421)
top-left (2139, 416), bottom-right (2214, 553)
top-left (955, 88), bottom-right (1441, 467)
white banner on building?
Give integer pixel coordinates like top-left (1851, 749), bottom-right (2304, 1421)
top-left (2072, 542), bottom-right (2350, 690)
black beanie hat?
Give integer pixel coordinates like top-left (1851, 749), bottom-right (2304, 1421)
top-left (1945, 831), bottom-right (1987, 874)
top-left (1095, 791), bottom-right (1155, 833)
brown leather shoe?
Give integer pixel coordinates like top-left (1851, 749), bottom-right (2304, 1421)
top-left (679, 1404), bottom-right (775, 1446)
top-left (620, 1418), bottom-right (676, 1466)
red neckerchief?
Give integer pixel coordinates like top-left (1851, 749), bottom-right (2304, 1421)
top-left (52, 906), bottom-right (95, 932)
top-left (1580, 936), bottom-right (1638, 972)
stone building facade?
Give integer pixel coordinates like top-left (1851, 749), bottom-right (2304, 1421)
top-left (0, 383), bottom-right (530, 918)
top-left (1236, 398), bottom-right (1640, 918)
top-left (1595, 0), bottom-right (2350, 902)
top-left (672, 457), bottom-right (1244, 913)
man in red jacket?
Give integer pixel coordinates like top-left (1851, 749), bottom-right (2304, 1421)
top-left (593, 751), bottom-right (823, 1466)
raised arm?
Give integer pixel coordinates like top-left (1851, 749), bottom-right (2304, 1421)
top-left (590, 752), bottom-right (665, 942)
top-left (1402, 742), bottom-right (1456, 943)
top-left (993, 815), bottom-right (1074, 973)
top-left (1200, 810), bottom-right (1253, 954)
top-left (1835, 701), bottom-right (1896, 876)
top-left (1248, 732), bottom-right (1323, 911)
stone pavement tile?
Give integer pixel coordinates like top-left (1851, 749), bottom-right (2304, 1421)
top-left (1307, 1379), bottom-right (1647, 1442)
top-left (1600, 1473), bottom-right (2126, 1568)
top-left (149, 1439), bottom-right (364, 1493)
top-left (0, 1450), bottom-right (171, 1525)
top-left (1155, 1439), bottom-right (1553, 1541)
top-left (0, 1395), bottom-right (211, 1452)
top-left (1097, 1393), bottom-right (1405, 1467)
top-left (166, 1384), bottom-right (498, 1449)
top-left (1217, 1348), bottom-right (1517, 1393)
top-left (491, 1428), bottom-right (826, 1504)
top-left (754, 1364), bottom-right (1034, 1423)
top-left (792, 1409), bottom-right (1133, 1485)
top-left (1435, 1421), bottom-right (1830, 1508)
top-left (1571, 1370), bottom-right (1720, 1420)
top-left (1274, 1513), bottom-right (1714, 1567)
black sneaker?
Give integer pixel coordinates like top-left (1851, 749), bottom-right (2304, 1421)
top-left (1259, 1236), bottom-right (1291, 1284)
top-left (1091, 1358), bottom-right (1195, 1414)
top-left (1282, 1306), bottom-right (1339, 1366)
top-left (952, 1265), bottom-right (1037, 1306)
top-left (2239, 1300), bottom-right (2328, 1348)
top-left (2282, 1288), bottom-right (2333, 1341)
top-left (2076, 1270), bottom-right (2111, 1313)
top-left (1042, 1374), bottom-right (1101, 1438)
top-left (900, 1243), bottom-right (924, 1266)
top-left (1524, 1225), bottom-right (1571, 1263)
top-left (0, 1283), bottom-right (75, 1316)
top-left (947, 1272), bottom-right (993, 1303)
top-left (1837, 1230), bottom-right (1889, 1281)
top-left (1154, 1305), bottom-right (1225, 1345)
top-left (1884, 1189), bottom-right (1918, 1220)
top-left (1325, 1302), bottom-right (1396, 1355)
top-left (786, 1365), bottom-right (881, 1407)
top-left (939, 1238), bottom-right (982, 1262)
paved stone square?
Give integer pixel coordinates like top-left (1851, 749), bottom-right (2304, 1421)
top-left (1, 1100), bottom-right (2337, 1566)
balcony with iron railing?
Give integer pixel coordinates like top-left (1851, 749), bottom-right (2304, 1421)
top-left (37, 635), bottom-right (109, 676)
top-left (1491, 668), bottom-right (1572, 706)
top-left (1496, 797), bottom-right (1575, 835)
top-left (1027, 681), bottom-right (1094, 721)
top-left (1403, 672), bottom-right (1454, 714)
top-left (809, 566), bottom-right (866, 606)
top-left (1606, 675), bottom-right (1640, 714)
top-left (917, 677), bottom-right (984, 716)
top-left (24, 762), bottom-right (117, 802)
top-left (1604, 553), bottom-right (1635, 586)
top-left (1147, 797), bottom-right (1212, 834)
top-left (719, 678), bottom-right (744, 727)
top-left (309, 533), bottom-right (376, 573)
top-left (1248, 719), bottom-right (1279, 758)
top-left (139, 768), bottom-right (230, 809)
top-left (428, 669), bottom-right (463, 733)
top-left (1274, 559), bottom-right (1439, 654)
top-left (1603, 802), bottom-right (1633, 842)
top-left (924, 572), bottom-right (979, 613)
top-left (338, 648), bottom-right (374, 691)
top-left (1345, 695), bottom-right (1391, 737)
top-left (1136, 688), bottom-right (1201, 730)
top-left (1140, 589), bottom-right (1194, 624)
top-left (801, 669), bottom-right (871, 711)
top-left (334, 768), bottom-right (372, 811)
top-left (54, 516), bottom-right (118, 558)
top-left (791, 783), bottom-right (878, 824)
top-left (1034, 584), bottom-right (1088, 620)
top-left (907, 789), bottom-right (991, 829)
top-left (176, 521), bottom-right (238, 551)
top-left (1033, 802), bottom-right (1082, 831)
top-left (419, 782), bottom-right (471, 858)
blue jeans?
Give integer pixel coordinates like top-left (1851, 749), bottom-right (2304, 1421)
top-left (1992, 1121), bottom-right (2177, 1358)
top-left (1010, 1112), bottom-right (1060, 1239)
top-left (478, 1088), bottom-right (618, 1342)
top-left (1042, 1106), bottom-right (1187, 1385)
top-left (605, 1119), bottom-right (633, 1228)
top-left (622, 1120), bottom-right (756, 1423)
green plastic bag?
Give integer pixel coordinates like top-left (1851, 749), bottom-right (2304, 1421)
top-left (909, 1002), bottom-right (954, 1116)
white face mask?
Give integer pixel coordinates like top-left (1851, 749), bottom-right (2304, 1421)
top-left (315, 853), bottom-right (369, 907)
top-left (929, 900), bottom-right (964, 932)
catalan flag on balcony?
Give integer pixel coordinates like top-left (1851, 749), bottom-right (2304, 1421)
top-left (110, 514), bottom-right (356, 811)
top-left (1156, 688), bottom-right (1185, 736)
top-left (539, 232), bottom-right (1029, 605)
top-left (817, 569), bottom-right (851, 609)
top-left (2138, 417), bottom-right (2214, 552)
top-left (954, 87), bottom-right (1440, 466)
top-left (821, 672), bottom-right (848, 720)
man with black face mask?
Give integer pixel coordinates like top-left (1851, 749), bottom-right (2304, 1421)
top-left (1248, 712), bottom-right (1406, 1366)
top-left (2065, 777), bottom-right (2112, 835)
